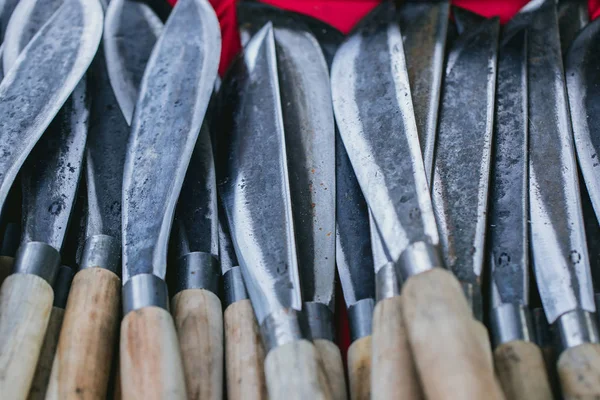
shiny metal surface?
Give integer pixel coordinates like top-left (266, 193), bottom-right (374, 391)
top-left (223, 266), bottom-right (248, 307)
top-left (218, 200), bottom-right (238, 275)
top-left (20, 80), bottom-right (88, 252)
top-left (490, 304), bottom-right (534, 346)
top-left (515, 0), bottom-right (595, 323)
top-left (218, 24), bottom-right (301, 324)
top-left (122, 273), bottom-right (169, 313)
top-left (331, 3), bottom-right (439, 276)
top-left (0, 0), bottom-right (102, 215)
top-left (172, 252), bottom-right (219, 294)
top-left (557, 0), bottom-right (588, 54)
top-left (375, 263), bottom-right (400, 302)
top-left (104, 0), bottom-right (163, 125)
top-left (0, 0), bottom-right (19, 42)
top-left (260, 308), bottom-right (304, 352)
top-left (348, 298), bottom-right (374, 342)
top-left (398, 1), bottom-right (449, 184)
top-left (431, 17), bottom-right (499, 308)
top-left (13, 242), bottom-right (61, 284)
top-left (303, 302), bottom-right (335, 342)
top-left (398, 241), bottom-right (444, 281)
top-left (53, 265), bottom-right (74, 309)
top-left (80, 234), bottom-right (120, 274)
top-left (121, 0), bottom-right (220, 282)
top-left (489, 29), bottom-right (529, 314)
top-left (556, 309), bottom-right (599, 350)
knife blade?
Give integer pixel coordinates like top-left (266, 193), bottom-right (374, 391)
top-left (558, 0), bottom-right (589, 55)
top-left (0, 0), bottom-right (19, 76)
top-left (119, 0), bottom-right (220, 397)
top-left (331, 3), bottom-right (503, 399)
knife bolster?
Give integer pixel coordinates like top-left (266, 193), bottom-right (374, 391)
top-left (80, 234), bottom-right (120, 274)
top-left (555, 309), bottom-right (599, 351)
top-left (123, 274), bottom-right (169, 314)
top-left (303, 302), bottom-right (335, 341)
top-left (171, 251), bottom-right (220, 295)
top-left (348, 298), bottom-right (375, 342)
top-left (397, 240), bottom-right (442, 280)
top-left (490, 303), bottom-right (534, 346)
top-left (375, 263), bottom-right (400, 301)
top-left (13, 242), bottom-right (61, 285)
top-left (260, 308), bottom-right (304, 352)
top-left (223, 266), bottom-right (248, 308)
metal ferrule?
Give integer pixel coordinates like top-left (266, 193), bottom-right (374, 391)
top-left (348, 298), bottom-right (375, 342)
top-left (53, 265), bottom-right (74, 309)
top-left (461, 282), bottom-right (483, 322)
top-left (123, 274), bottom-right (169, 314)
top-left (80, 234), bottom-right (120, 274)
top-left (303, 302), bottom-right (335, 342)
top-left (555, 309), bottom-right (599, 352)
top-left (223, 266), bottom-right (248, 308)
top-left (376, 262), bottom-right (401, 301)
top-left (490, 303), bottom-right (534, 347)
top-left (260, 307), bottom-right (305, 353)
top-left (172, 252), bottom-right (220, 296)
top-left (397, 241), bottom-right (442, 280)
top-left (13, 241), bottom-right (61, 285)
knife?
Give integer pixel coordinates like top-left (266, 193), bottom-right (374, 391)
top-left (397, 0), bottom-right (449, 185)
top-left (515, 1), bottom-right (600, 398)
top-left (558, 0), bottom-right (589, 55)
top-left (170, 119), bottom-right (223, 400)
top-left (219, 23), bottom-right (332, 400)
top-left (487, 22), bottom-right (553, 399)
top-left (331, 3), bottom-right (503, 399)
top-left (0, 0), bottom-right (19, 77)
top-left (119, 0), bottom-right (220, 397)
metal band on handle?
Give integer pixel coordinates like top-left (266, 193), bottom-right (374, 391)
top-left (172, 251), bottom-right (220, 295)
top-left (123, 274), bottom-right (169, 314)
top-left (555, 309), bottom-right (599, 351)
top-left (348, 298), bottom-right (375, 342)
top-left (303, 302), bottom-right (335, 342)
top-left (13, 241), bottom-right (61, 285)
top-left (397, 241), bottom-right (442, 280)
top-left (260, 308), bottom-right (305, 353)
top-left (375, 262), bottom-right (400, 301)
top-left (223, 266), bottom-right (248, 308)
top-left (80, 234), bottom-right (120, 274)
top-left (490, 303), bottom-right (534, 347)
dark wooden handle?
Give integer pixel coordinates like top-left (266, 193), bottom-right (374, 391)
top-left (557, 343), bottom-right (600, 399)
top-left (314, 339), bottom-right (347, 400)
top-left (172, 288), bottom-right (224, 400)
top-left (347, 335), bottom-right (371, 400)
top-left (46, 267), bottom-right (120, 399)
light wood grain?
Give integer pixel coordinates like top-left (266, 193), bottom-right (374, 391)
top-left (557, 342), bottom-right (600, 399)
top-left (494, 340), bottom-right (553, 400)
top-left (314, 339), bottom-right (347, 400)
top-left (28, 307), bottom-right (65, 400)
top-left (46, 267), bottom-right (120, 400)
top-left (372, 295), bottom-right (423, 399)
top-left (120, 306), bottom-right (186, 400)
top-left (401, 268), bottom-right (505, 400)
top-left (0, 274), bottom-right (54, 399)
top-left (224, 299), bottom-right (267, 400)
top-left (264, 339), bottom-right (333, 400)
top-left (172, 288), bottom-right (223, 400)
top-left (347, 335), bottom-right (371, 400)
top-left (0, 255), bottom-right (13, 286)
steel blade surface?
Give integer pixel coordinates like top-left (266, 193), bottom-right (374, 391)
top-left (121, 0), bottom-right (220, 282)
top-left (0, 0), bottom-right (19, 42)
top-left (331, 2), bottom-right (438, 268)
top-left (398, 1), bottom-right (449, 184)
top-left (0, 0), bottom-right (102, 216)
top-left (218, 24), bottom-right (301, 323)
top-left (558, 0), bottom-right (589, 54)
top-left (489, 29), bottom-right (529, 308)
top-left (105, 0), bottom-right (163, 125)
top-left (452, 6), bottom-right (486, 35)
top-left (218, 200), bottom-right (238, 274)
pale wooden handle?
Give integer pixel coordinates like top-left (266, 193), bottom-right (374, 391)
top-left (46, 268), bottom-right (121, 399)
top-left (0, 274), bottom-right (54, 399)
top-left (27, 307), bottom-right (65, 400)
top-left (314, 339), bottom-right (347, 400)
top-left (371, 295), bottom-right (423, 399)
top-left (494, 340), bottom-right (553, 400)
top-left (120, 306), bottom-right (186, 400)
top-left (347, 335), bottom-right (371, 400)
top-left (557, 342), bottom-right (600, 399)
top-left (0, 255), bottom-right (13, 286)
top-left (172, 288), bottom-right (223, 400)
top-left (401, 268), bottom-right (505, 400)
top-left (264, 339), bottom-right (333, 400)
top-left (224, 299), bottom-right (267, 400)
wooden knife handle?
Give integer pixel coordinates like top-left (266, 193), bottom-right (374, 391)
top-left (0, 255), bottom-right (13, 286)
top-left (172, 288), bottom-right (224, 400)
top-left (313, 339), bottom-right (347, 400)
top-left (46, 267), bottom-right (120, 399)
top-left (27, 306), bottom-right (65, 400)
top-left (224, 299), bottom-right (267, 400)
top-left (371, 295), bottom-right (423, 399)
top-left (557, 342), bottom-right (600, 399)
top-left (401, 268), bottom-right (505, 400)
top-left (120, 306), bottom-right (187, 400)
top-left (494, 340), bottom-right (553, 400)
top-left (347, 335), bottom-right (372, 400)
top-left (0, 274), bottom-right (54, 399)
top-left (264, 339), bottom-right (333, 400)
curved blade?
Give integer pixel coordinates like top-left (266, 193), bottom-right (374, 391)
top-left (558, 0), bottom-right (588, 54)
top-left (218, 24), bottom-right (301, 323)
top-left (431, 17), bottom-right (499, 308)
top-left (489, 29), bottom-right (529, 309)
top-left (104, 0), bottom-right (163, 125)
top-left (519, 0), bottom-right (594, 323)
top-left (331, 3), bottom-right (438, 268)
top-left (3, 0), bottom-right (64, 73)
top-left (122, 0), bottom-right (220, 282)
top-left (398, 1), bottom-right (449, 184)
top-left (0, 0), bottom-right (19, 42)
top-left (0, 0), bottom-right (102, 216)
top-left (21, 80), bottom-right (89, 251)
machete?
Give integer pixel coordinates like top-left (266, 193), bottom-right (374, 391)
top-left (331, 3), bottom-right (503, 399)
top-left (487, 21), bottom-right (553, 399)
top-left (510, 1), bottom-right (600, 397)
top-left (119, 0), bottom-right (219, 397)
top-left (558, 0), bottom-right (588, 54)
top-left (218, 23), bottom-right (332, 399)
